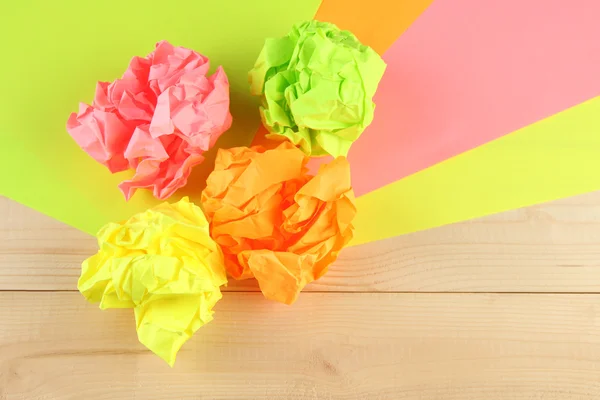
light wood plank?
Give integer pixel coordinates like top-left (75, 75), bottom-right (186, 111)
top-left (2, 193), bottom-right (600, 292)
top-left (2, 292), bottom-right (600, 399)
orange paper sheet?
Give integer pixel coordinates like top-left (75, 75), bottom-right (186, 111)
top-left (201, 143), bottom-right (356, 305)
top-left (251, 0), bottom-right (433, 148)
top-left (315, 0), bottom-right (434, 54)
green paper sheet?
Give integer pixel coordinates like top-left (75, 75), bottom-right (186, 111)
top-left (0, 0), bottom-right (321, 234)
top-left (352, 96), bottom-right (600, 246)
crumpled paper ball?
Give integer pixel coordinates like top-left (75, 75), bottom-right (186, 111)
top-left (248, 20), bottom-right (386, 158)
top-left (67, 40), bottom-right (232, 200)
top-left (77, 197), bottom-right (227, 366)
top-left (201, 142), bottom-right (356, 305)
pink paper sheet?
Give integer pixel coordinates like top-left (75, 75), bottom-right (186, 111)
top-left (342, 0), bottom-right (600, 196)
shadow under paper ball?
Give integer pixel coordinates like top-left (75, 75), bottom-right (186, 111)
top-left (176, 88), bottom-right (261, 204)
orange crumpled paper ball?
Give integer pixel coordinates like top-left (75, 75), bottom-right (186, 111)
top-left (66, 40), bottom-right (232, 200)
top-left (201, 142), bottom-right (356, 304)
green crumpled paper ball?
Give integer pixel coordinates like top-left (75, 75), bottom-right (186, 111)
top-left (249, 20), bottom-right (386, 157)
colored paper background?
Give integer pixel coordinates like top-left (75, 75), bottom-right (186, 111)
top-left (0, 0), bottom-right (321, 235)
top-left (3, 0), bottom-right (598, 251)
top-left (250, 0), bottom-right (433, 147)
top-left (345, 0), bottom-right (600, 196)
top-left (312, 0), bottom-right (600, 248)
top-left (352, 96), bottom-right (600, 246)
top-left (315, 0), bottom-right (433, 54)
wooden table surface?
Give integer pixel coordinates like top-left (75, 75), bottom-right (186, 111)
top-left (2, 193), bottom-right (600, 399)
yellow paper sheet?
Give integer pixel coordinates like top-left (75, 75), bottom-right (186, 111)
top-left (352, 96), bottom-right (600, 246)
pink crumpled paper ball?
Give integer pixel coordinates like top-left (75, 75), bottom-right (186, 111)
top-left (67, 40), bottom-right (232, 200)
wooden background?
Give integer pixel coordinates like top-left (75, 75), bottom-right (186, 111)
top-left (2, 192), bottom-right (600, 399)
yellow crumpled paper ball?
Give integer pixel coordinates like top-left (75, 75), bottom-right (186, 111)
top-left (77, 197), bottom-right (227, 366)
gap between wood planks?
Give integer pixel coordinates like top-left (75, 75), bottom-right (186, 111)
top-left (3, 289), bottom-right (600, 295)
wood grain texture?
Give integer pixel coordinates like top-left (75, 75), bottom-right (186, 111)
top-left (2, 193), bottom-right (600, 292)
top-left (3, 193), bottom-right (600, 399)
top-left (2, 292), bottom-right (600, 400)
